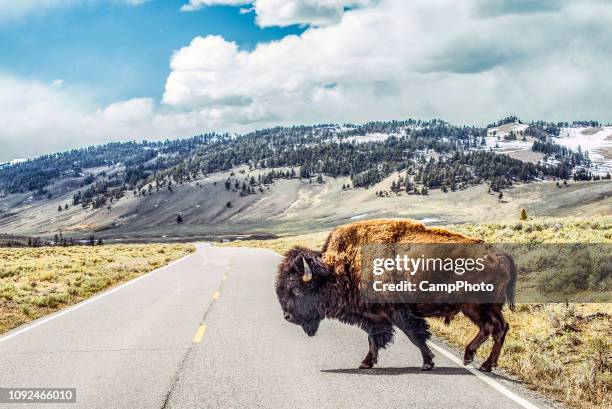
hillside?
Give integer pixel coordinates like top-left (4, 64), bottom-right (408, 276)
top-left (1, 164), bottom-right (610, 240)
top-left (0, 118), bottom-right (610, 240)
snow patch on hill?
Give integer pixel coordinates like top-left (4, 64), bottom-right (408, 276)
top-left (556, 127), bottom-right (612, 174)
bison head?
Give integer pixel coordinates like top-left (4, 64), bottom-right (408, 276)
top-left (275, 246), bottom-right (332, 337)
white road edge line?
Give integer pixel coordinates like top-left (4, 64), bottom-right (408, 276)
top-left (3, 246), bottom-right (541, 409)
top-left (263, 250), bottom-right (540, 409)
top-left (0, 251), bottom-right (197, 345)
top-left (428, 341), bottom-right (540, 409)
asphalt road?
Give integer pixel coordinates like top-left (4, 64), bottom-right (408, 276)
top-left (0, 245), bottom-right (556, 409)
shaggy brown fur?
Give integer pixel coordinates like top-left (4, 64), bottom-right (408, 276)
top-left (276, 245), bottom-right (436, 371)
top-left (275, 219), bottom-right (517, 371)
top-left (314, 219), bottom-right (516, 371)
top-left (322, 219), bottom-right (482, 281)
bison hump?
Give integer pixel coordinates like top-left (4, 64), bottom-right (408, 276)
top-left (321, 219), bottom-right (481, 280)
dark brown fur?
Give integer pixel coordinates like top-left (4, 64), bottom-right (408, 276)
top-left (275, 221), bottom-right (517, 372)
top-left (276, 246), bottom-right (435, 371)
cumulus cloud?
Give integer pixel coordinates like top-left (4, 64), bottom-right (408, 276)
top-left (165, 0), bottom-right (612, 128)
top-left (3, 0), bottom-right (612, 161)
top-left (181, 0), bottom-right (371, 27)
top-left (472, 0), bottom-right (570, 17)
top-left (0, 74), bottom-right (229, 161)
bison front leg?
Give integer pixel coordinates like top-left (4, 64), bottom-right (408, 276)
top-left (359, 324), bottom-right (394, 369)
top-left (359, 336), bottom-right (378, 369)
top-left (391, 310), bottom-right (435, 371)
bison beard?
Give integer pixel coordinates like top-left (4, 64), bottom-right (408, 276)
top-left (276, 246), bottom-right (435, 371)
top-left (301, 320), bottom-right (320, 337)
top-left (275, 219), bottom-right (516, 372)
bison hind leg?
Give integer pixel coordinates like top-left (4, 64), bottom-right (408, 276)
top-left (480, 309), bottom-right (510, 372)
top-left (390, 310), bottom-right (435, 370)
top-left (461, 305), bottom-right (494, 366)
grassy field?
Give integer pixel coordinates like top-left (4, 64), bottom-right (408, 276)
top-left (220, 217), bottom-right (611, 409)
top-left (0, 243), bottom-right (195, 335)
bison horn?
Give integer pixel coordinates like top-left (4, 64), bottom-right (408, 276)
top-left (302, 257), bottom-right (313, 282)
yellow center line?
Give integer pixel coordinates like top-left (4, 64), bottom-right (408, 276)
top-left (192, 324), bottom-right (207, 343)
top-left (191, 287), bottom-right (222, 343)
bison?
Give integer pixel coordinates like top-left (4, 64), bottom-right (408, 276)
top-left (275, 219), bottom-right (516, 372)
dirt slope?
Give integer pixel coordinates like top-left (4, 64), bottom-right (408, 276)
top-left (0, 167), bottom-right (610, 239)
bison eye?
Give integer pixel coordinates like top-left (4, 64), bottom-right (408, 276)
top-left (292, 287), bottom-right (303, 296)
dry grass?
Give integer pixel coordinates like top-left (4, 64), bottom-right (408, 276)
top-left (219, 230), bottom-right (330, 254)
top-left (431, 304), bottom-right (611, 409)
top-left (219, 216), bottom-right (611, 409)
top-left (0, 243), bottom-right (195, 334)
top-left (450, 216), bottom-right (612, 244)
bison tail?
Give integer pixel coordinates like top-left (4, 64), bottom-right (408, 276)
top-left (506, 255), bottom-right (517, 312)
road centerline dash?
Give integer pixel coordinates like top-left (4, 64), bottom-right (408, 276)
top-left (192, 325), bottom-right (207, 343)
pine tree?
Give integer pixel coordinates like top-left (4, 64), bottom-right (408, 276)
top-left (520, 208), bottom-right (527, 221)
top-left (177, 214), bottom-right (183, 224)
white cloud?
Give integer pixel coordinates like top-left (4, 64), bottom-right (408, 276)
top-left (166, 0), bottom-right (612, 127)
top-left (0, 74), bottom-right (227, 161)
top-left (181, 0), bottom-right (249, 12)
top-left (181, 0), bottom-right (371, 27)
top-left (253, 0), bottom-right (372, 27)
top-left (3, 0), bottom-right (612, 161)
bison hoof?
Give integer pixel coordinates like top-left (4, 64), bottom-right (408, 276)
top-left (421, 362), bottom-right (434, 371)
top-left (478, 364), bottom-right (492, 372)
top-left (463, 356), bottom-right (474, 365)
top-left (359, 361), bottom-right (374, 369)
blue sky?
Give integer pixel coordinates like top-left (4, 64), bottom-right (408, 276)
top-left (0, 0), bottom-right (302, 105)
top-left (1, 0), bottom-right (612, 162)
